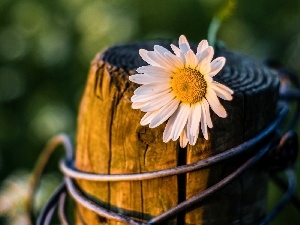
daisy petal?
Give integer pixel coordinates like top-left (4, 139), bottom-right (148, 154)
top-left (134, 82), bottom-right (170, 95)
top-left (170, 44), bottom-right (182, 56)
top-left (191, 127), bottom-right (200, 145)
top-left (139, 49), bottom-right (159, 66)
top-left (200, 61), bottom-right (211, 75)
top-left (154, 45), bottom-right (172, 55)
top-left (179, 126), bottom-right (189, 148)
top-left (197, 39), bottom-right (209, 55)
top-left (190, 103), bottom-right (202, 136)
top-left (186, 105), bottom-right (193, 137)
top-left (170, 44), bottom-right (186, 62)
top-left (171, 103), bottom-right (190, 141)
top-left (163, 110), bottom-right (179, 142)
top-left (149, 99), bottom-right (180, 128)
top-left (131, 89), bottom-right (170, 103)
top-left (207, 57), bottom-right (226, 77)
top-left (179, 35), bottom-right (190, 54)
top-left (148, 51), bottom-right (174, 70)
top-left (212, 81), bottom-right (234, 94)
top-left (196, 48), bottom-right (214, 74)
top-left (196, 46), bottom-right (213, 64)
top-left (205, 75), bottom-right (213, 83)
top-left (211, 85), bottom-right (233, 101)
top-left (204, 46), bottom-right (214, 63)
top-left (141, 92), bottom-right (174, 112)
top-left (186, 107), bottom-right (196, 144)
top-left (203, 98), bottom-right (213, 128)
top-left (136, 66), bottom-right (171, 76)
top-left (164, 52), bottom-right (184, 68)
top-left (140, 110), bottom-right (159, 125)
top-left (185, 49), bottom-right (198, 68)
top-left (205, 88), bottom-right (221, 106)
top-left (200, 104), bottom-right (208, 140)
top-left (132, 101), bottom-right (148, 109)
top-left (129, 74), bottom-right (170, 85)
top-left (206, 89), bottom-right (227, 118)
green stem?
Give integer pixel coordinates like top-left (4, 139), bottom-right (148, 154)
top-left (207, 17), bottom-right (221, 47)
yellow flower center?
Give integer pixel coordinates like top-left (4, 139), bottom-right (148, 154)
top-left (171, 67), bottom-right (207, 104)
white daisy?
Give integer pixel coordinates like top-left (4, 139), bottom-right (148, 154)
top-left (129, 35), bottom-right (233, 148)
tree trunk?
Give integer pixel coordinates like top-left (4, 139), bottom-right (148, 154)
top-left (74, 41), bottom-right (279, 224)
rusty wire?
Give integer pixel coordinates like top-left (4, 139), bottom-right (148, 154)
top-left (60, 106), bottom-right (287, 182)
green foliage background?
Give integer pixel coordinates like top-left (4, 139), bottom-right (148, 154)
top-left (0, 0), bottom-right (299, 224)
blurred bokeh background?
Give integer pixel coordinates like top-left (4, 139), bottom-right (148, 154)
top-left (0, 0), bottom-right (299, 224)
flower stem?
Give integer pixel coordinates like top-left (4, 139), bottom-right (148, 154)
top-left (207, 0), bottom-right (237, 46)
top-left (208, 17), bottom-right (221, 47)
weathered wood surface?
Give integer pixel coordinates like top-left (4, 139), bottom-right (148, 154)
top-left (74, 41), bottom-right (279, 225)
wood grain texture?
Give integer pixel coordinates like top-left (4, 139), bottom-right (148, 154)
top-left (74, 41), bottom-right (279, 225)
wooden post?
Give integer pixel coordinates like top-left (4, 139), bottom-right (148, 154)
top-left (74, 41), bottom-right (279, 224)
